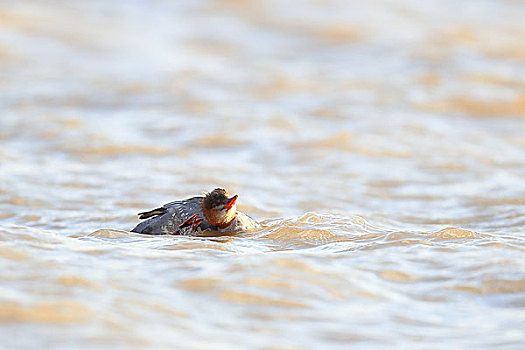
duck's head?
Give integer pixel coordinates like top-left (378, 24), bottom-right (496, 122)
top-left (201, 188), bottom-right (238, 228)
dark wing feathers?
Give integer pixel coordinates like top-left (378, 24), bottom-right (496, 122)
top-left (162, 196), bottom-right (203, 209)
top-left (137, 196), bottom-right (204, 220)
top-left (138, 207), bottom-right (168, 220)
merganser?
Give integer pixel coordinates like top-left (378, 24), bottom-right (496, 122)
top-left (131, 188), bottom-right (260, 235)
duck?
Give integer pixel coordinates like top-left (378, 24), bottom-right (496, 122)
top-left (131, 188), bottom-right (260, 235)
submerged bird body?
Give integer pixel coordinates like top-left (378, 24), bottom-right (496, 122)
top-left (131, 196), bottom-right (212, 235)
top-left (131, 189), bottom-right (260, 235)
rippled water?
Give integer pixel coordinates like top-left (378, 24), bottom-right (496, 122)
top-left (1, 0), bottom-right (525, 348)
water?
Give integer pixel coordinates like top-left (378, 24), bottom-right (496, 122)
top-left (1, 0), bottom-right (525, 348)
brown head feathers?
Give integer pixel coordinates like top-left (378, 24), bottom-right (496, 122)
top-left (201, 188), bottom-right (229, 210)
top-left (200, 188), bottom-right (238, 228)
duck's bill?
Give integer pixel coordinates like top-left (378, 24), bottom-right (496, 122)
top-left (224, 195), bottom-right (238, 210)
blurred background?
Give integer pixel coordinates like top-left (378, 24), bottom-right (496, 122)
top-left (1, 0), bottom-right (524, 349)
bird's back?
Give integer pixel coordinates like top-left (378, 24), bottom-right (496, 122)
top-left (131, 196), bottom-right (216, 234)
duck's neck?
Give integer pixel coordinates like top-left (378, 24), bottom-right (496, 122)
top-left (216, 214), bottom-right (238, 230)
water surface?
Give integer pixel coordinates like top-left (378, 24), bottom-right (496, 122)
top-left (1, 0), bottom-right (525, 348)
